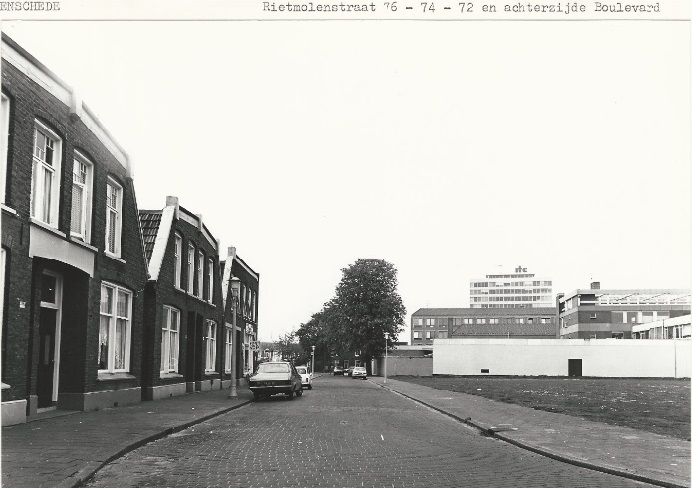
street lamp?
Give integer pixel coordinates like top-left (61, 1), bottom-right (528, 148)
top-left (384, 332), bottom-right (390, 384)
top-left (311, 345), bottom-right (316, 376)
top-left (228, 277), bottom-right (240, 398)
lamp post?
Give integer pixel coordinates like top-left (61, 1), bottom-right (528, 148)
top-left (384, 332), bottom-right (389, 384)
top-left (311, 345), bottom-right (316, 376)
top-left (228, 277), bottom-right (240, 398)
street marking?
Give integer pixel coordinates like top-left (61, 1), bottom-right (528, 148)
top-left (381, 434), bottom-right (384, 440)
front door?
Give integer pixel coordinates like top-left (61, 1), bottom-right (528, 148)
top-left (568, 359), bottom-right (582, 377)
top-left (37, 308), bottom-right (57, 407)
top-left (36, 271), bottom-right (62, 408)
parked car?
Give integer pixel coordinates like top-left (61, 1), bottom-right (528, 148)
top-left (351, 366), bottom-right (367, 380)
top-left (333, 366), bottom-right (344, 376)
top-left (248, 361), bottom-right (303, 401)
top-left (345, 366), bottom-right (355, 377)
top-left (295, 365), bottom-right (313, 390)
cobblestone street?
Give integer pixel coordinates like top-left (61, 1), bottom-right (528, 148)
top-left (84, 376), bottom-right (654, 488)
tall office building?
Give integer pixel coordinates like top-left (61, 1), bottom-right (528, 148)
top-left (470, 265), bottom-right (552, 309)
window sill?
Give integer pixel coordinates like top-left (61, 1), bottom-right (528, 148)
top-left (160, 372), bottom-right (183, 380)
top-left (104, 252), bottom-right (126, 264)
top-left (68, 237), bottom-right (98, 253)
top-left (29, 218), bottom-right (66, 238)
top-left (97, 372), bottom-right (136, 382)
top-left (1, 204), bottom-right (17, 216)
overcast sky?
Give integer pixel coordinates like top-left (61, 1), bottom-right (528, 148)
top-left (3, 20), bottom-right (690, 342)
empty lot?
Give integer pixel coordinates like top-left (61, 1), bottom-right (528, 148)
top-left (395, 376), bottom-right (690, 440)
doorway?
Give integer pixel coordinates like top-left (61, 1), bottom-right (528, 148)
top-left (36, 271), bottom-right (62, 408)
top-left (568, 358), bottom-right (582, 377)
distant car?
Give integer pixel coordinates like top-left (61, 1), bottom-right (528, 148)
top-left (333, 366), bottom-right (344, 376)
top-left (346, 366), bottom-right (355, 377)
top-left (351, 366), bottom-right (367, 380)
top-left (248, 361), bottom-right (303, 401)
top-left (295, 366), bottom-right (313, 390)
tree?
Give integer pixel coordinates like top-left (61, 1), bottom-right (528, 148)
top-left (330, 259), bottom-right (406, 370)
top-left (274, 331), bottom-right (302, 362)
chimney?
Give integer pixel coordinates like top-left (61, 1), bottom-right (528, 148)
top-left (590, 281), bottom-right (600, 290)
top-left (166, 196), bottom-right (179, 219)
top-left (196, 214), bottom-right (203, 231)
top-left (228, 246), bottom-right (236, 260)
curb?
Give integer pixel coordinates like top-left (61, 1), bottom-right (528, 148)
top-left (61, 398), bottom-right (253, 488)
top-left (374, 382), bottom-right (686, 488)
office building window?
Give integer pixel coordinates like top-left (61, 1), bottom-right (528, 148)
top-left (105, 179), bottom-right (123, 256)
top-left (477, 318), bottom-right (486, 324)
top-left (206, 257), bottom-right (214, 302)
top-left (489, 318), bottom-right (499, 324)
top-left (413, 318), bottom-right (423, 326)
top-left (31, 121), bottom-right (62, 226)
top-left (425, 318), bottom-right (435, 326)
top-left (99, 283), bottom-right (132, 372)
top-left (413, 331), bottom-right (420, 339)
top-left (70, 153), bottom-right (93, 242)
top-left (161, 306), bottom-right (180, 373)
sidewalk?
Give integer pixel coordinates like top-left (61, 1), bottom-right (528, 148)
top-left (1, 388), bottom-right (254, 488)
top-left (371, 377), bottom-right (691, 488)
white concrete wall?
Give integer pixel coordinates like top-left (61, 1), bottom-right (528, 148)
top-left (434, 339), bottom-right (691, 378)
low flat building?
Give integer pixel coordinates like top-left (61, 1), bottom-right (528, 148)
top-left (558, 283), bottom-right (690, 339)
top-left (411, 307), bottom-right (557, 345)
top-left (632, 314), bottom-right (691, 339)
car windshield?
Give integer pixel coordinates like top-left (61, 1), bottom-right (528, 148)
top-left (257, 363), bottom-right (290, 373)
top-left (296, 367), bottom-right (307, 374)
top-left (354, 367), bottom-right (366, 371)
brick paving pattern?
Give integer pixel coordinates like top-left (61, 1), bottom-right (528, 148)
top-left (84, 376), bottom-right (655, 488)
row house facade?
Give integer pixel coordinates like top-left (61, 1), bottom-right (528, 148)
top-left (1, 34), bottom-right (149, 424)
top-left (1, 35), bottom-right (260, 425)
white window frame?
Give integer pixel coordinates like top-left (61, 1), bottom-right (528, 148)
top-left (161, 305), bottom-right (180, 373)
top-left (1, 94), bottom-right (10, 206)
top-left (197, 250), bottom-right (204, 298)
top-left (413, 331), bottom-right (420, 339)
top-left (173, 233), bottom-right (182, 289)
top-left (207, 257), bottom-right (214, 302)
top-left (187, 244), bottom-right (195, 293)
top-left (70, 151), bottom-right (93, 242)
top-left (31, 120), bottom-right (62, 227)
top-left (224, 325), bottom-right (233, 372)
top-left (205, 319), bottom-right (217, 372)
top-left (98, 282), bottom-right (132, 373)
top-left (105, 178), bottom-right (123, 257)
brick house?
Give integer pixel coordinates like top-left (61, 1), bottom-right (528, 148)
top-left (220, 247), bottom-right (259, 383)
top-left (1, 34), bottom-right (148, 425)
top-left (138, 197), bottom-right (224, 400)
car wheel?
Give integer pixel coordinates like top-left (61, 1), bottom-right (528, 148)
top-left (253, 391), bottom-right (261, 401)
top-left (296, 388), bottom-right (303, 397)
top-left (363, 377), bottom-right (367, 380)
top-left (287, 388), bottom-right (294, 400)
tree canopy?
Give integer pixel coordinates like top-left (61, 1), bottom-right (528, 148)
top-left (296, 259), bottom-right (406, 368)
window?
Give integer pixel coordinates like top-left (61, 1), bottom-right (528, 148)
top-left (161, 306), bottom-right (180, 373)
top-left (225, 325), bottom-right (233, 372)
top-left (70, 153), bottom-right (93, 242)
top-left (612, 332), bottom-right (624, 339)
top-left (451, 318), bottom-right (462, 326)
top-left (413, 331), bottom-right (420, 339)
top-left (187, 244), bottom-right (195, 293)
top-left (31, 121), bottom-right (62, 226)
top-left (527, 318), bottom-right (534, 324)
top-left (99, 283), bottom-right (132, 372)
top-left (489, 318), bottom-right (499, 324)
top-left (205, 320), bottom-right (217, 371)
top-left (477, 318), bottom-right (486, 324)
top-left (425, 318), bottom-right (435, 326)
top-left (174, 234), bottom-right (182, 288)
top-left (105, 179), bottom-right (123, 256)
top-left (1, 94), bottom-right (10, 206)
top-left (206, 258), bottom-right (214, 302)
top-left (541, 317), bottom-right (551, 324)
top-left (413, 318), bottom-right (423, 326)
top-left (426, 331), bottom-right (433, 339)
top-left (197, 250), bottom-right (203, 298)
top-left (463, 318), bottom-right (472, 325)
